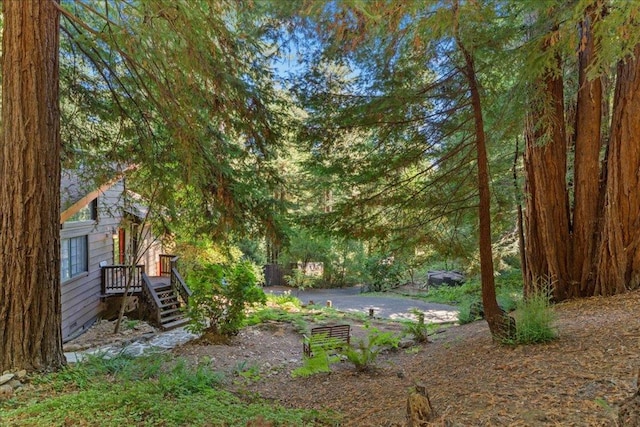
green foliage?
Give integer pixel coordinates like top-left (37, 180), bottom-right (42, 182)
top-left (508, 287), bottom-right (557, 345)
top-left (232, 361), bottom-right (262, 382)
top-left (124, 319), bottom-right (139, 330)
top-left (267, 290), bottom-right (302, 308)
top-left (186, 260), bottom-right (266, 336)
top-left (364, 253), bottom-right (405, 292)
top-left (341, 325), bottom-right (400, 372)
top-left (292, 345), bottom-right (339, 378)
top-left (2, 354), bottom-right (336, 426)
top-left (456, 299), bottom-right (481, 325)
top-left (422, 270), bottom-right (523, 308)
top-left (423, 280), bottom-right (481, 304)
top-left (244, 307), bottom-right (308, 334)
top-left (402, 310), bottom-right (431, 343)
top-left (283, 267), bottom-right (315, 291)
top-left (61, 0), bottom-right (288, 239)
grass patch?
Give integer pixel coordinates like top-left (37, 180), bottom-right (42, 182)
top-left (1, 354), bottom-right (338, 426)
top-left (507, 288), bottom-right (557, 345)
top-left (421, 280), bottom-right (481, 304)
top-left (456, 298), bottom-right (480, 325)
top-left (419, 270), bottom-right (524, 309)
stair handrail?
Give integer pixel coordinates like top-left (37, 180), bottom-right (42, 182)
top-left (141, 272), bottom-right (163, 326)
top-left (171, 267), bottom-right (192, 304)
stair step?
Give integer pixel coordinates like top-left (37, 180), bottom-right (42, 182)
top-left (160, 313), bottom-right (186, 324)
top-left (161, 317), bottom-right (189, 331)
top-left (159, 301), bottom-right (181, 309)
top-left (160, 308), bottom-right (183, 317)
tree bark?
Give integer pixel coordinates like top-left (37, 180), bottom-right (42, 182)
top-left (0, 0), bottom-right (65, 371)
top-left (456, 31), bottom-right (512, 339)
top-left (523, 51), bottom-right (572, 301)
top-left (523, 4), bottom-right (640, 301)
top-left (594, 43), bottom-right (640, 295)
top-left (571, 3), bottom-right (603, 297)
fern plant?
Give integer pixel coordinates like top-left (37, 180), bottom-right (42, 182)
top-left (402, 310), bottom-right (430, 343)
top-left (341, 325), bottom-right (400, 372)
top-left (292, 346), bottom-right (340, 378)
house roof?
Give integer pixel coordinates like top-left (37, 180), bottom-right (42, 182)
top-left (60, 166), bottom-right (133, 224)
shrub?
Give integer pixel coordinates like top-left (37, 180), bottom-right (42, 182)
top-left (457, 298), bottom-right (483, 325)
top-left (267, 291), bottom-right (301, 308)
top-left (402, 310), bottom-right (431, 343)
top-left (186, 261), bottom-right (266, 336)
top-left (283, 268), bottom-right (315, 292)
top-left (364, 254), bottom-right (405, 292)
top-left (508, 287), bottom-right (557, 345)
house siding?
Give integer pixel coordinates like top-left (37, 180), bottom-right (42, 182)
top-left (60, 180), bottom-right (164, 341)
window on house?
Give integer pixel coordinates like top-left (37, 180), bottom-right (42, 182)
top-left (68, 199), bottom-right (97, 222)
top-left (61, 236), bottom-right (88, 281)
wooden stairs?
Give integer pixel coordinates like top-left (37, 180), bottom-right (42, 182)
top-left (148, 281), bottom-right (189, 330)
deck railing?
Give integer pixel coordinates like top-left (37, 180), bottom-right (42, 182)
top-left (101, 264), bottom-right (145, 295)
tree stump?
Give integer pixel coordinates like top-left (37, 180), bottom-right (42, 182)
top-left (406, 382), bottom-right (434, 426)
top-left (619, 370), bottom-right (640, 426)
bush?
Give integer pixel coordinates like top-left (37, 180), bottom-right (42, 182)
top-left (364, 254), bottom-right (405, 292)
top-left (402, 310), bottom-right (431, 343)
top-left (186, 260), bottom-right (266, 336)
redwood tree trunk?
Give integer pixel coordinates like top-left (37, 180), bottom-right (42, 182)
top-left (457, 38), bottom-right (512, 339)
top-left (571, 4), bottom-right (603, 297)
top-left (594, 43), bottom-right (640, 295)
top-left (0, 0), bottom-right (65, 371)
top-left (523, 54), bottom-right (572, 301)
top-left (523, 4), bottom-right (640, 301)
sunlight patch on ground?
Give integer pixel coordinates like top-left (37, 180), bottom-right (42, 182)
top-left (388, 309), bottom-right (459, 323)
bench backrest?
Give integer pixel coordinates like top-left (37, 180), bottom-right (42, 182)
top-left (310, 325), bottom-right (350, 342)
top-left (303, 324), bottom-right (351, 357)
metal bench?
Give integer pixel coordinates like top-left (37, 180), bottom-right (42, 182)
top-left (303, 324), bottom-right (351, 357)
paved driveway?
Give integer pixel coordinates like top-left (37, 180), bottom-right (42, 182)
top-left (265, 285), bottom-right (458, 323)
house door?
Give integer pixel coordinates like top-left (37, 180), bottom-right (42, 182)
top-left (113, 228), bottom-right (126, 264)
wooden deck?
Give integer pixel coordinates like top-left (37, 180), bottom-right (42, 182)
top-left (100, 257), bottom-right (191, 330)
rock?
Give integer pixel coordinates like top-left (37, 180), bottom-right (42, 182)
top-left (63, 344), bottom-right (83, 352)
top-left (8, 379), bottom-right (22, 389)
top-left (398, 339), bottom-right (415, 349)
top-left (15, 370), bottom-right (27, 380)
top-left (0, 373), bottom-right (15, 386)
top-left (0, 384), bottom-right (13, 396)
top-left (427, 270), bottom-right (465, 287)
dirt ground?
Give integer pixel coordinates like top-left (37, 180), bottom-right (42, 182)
top-left (67, 291), bottom-right (640, 426)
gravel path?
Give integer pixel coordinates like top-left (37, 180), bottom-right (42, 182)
top-left (265, 285), bottom-right (458, 323)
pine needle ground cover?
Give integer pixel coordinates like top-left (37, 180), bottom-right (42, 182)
top-left (3, 291), bottom-right (640, 425)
